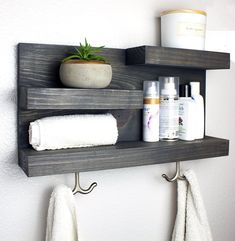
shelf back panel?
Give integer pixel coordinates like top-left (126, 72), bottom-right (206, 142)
top-left (18, 43), bottom-right (206, 148)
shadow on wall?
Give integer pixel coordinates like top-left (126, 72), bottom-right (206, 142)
top-left (0, 86), bottom-right (18, 178)
top-left (154, 17), bottom-right (161, 46)
top-left (206, 59), bottom-right (235, 140)
top-left (0, 44), bottom-right (18, 177)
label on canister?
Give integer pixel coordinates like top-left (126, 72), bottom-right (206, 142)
top-left (177, 22), bottom-right (205, 37)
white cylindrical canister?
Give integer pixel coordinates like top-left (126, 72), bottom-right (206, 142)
top-left (160, 9), bottom-right (207, 50)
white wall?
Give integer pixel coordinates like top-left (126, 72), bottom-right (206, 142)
top-left (0, 1), bottom-right (234, 241)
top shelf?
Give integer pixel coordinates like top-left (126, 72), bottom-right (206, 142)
top-left (126, 46), bottom-right (230, 70)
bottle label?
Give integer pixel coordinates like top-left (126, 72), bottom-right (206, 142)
top-left (159, 97), bottom-right (179, 140)
top-left (143, 99), bottom-right (159, 142)
top-left (179, 102), bottom-right (188, 138)
top-left (179, 99), bottom-right (196, 141)
top-left (179, 103), bottom-right (185, 134)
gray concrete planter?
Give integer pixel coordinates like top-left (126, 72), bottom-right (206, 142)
top-left (59, 60), bottom-right (112, 88)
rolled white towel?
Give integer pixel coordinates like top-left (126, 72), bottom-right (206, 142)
top-left (29, 113), bottom-right (118, 151)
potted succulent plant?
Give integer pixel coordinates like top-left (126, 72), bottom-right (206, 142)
top-left (59, 39), bottom-right (112, 88)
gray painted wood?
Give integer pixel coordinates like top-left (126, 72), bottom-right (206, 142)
top-left (19, 87), bottom-right (143, 109)
top-left (126, 46), bottom-right (230, 69)
top-left (18, 43), bottom-right (207, 89)
top-left (17, 43), bottom-right (230, 177)
top-left (18, 43), bottom-right (207, 149)
top-left (19, 136), bottom-right (229, 177)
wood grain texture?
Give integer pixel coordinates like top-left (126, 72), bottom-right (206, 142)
top-left (18, 43), bottom-right (208, 89)
top-left (19, 136), bottom-right (229, 177)
top-left (126, 46), bottom-right (230, 69)
top-left (19, 87), bottom-right (143, 110)
top-left (17, 43), bottom-right (230, 177)
top-left (18, 42), bottom-right (207, 149)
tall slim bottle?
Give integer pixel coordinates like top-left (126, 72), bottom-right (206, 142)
top-left (159, 77), bottom-right (179, 141)
top-left (143, 81), bottom-right (159, 142)
top-left (190, 82), bottom-right (204, 139)
top-left (179, 84), bottom-right (196, 141)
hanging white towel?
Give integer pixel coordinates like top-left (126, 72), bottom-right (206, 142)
top-left (29, 113), bottom-right (118, 151)
top-left (45, 185), bottom-right (79, 241)
top-left (172, 170), bottom-right (213, 241)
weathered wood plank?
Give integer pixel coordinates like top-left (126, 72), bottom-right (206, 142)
top-left (19, 136), bottom-right (229, 177)
top-left (19, 87), bottom-right (143, 110)
top-left (126, 46), bottom-right (230, 69)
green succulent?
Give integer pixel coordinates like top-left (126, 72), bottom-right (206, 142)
top-left (62, 38), bottom-right (106, 63)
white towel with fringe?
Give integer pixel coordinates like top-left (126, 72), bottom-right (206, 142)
top-left (45, 185), bottom-right (79, 241)
top-left (29, 113), bottom-right (118, 151)
top-left (172, 170), bottom-right (213, 241)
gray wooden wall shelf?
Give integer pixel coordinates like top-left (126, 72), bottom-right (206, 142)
top-left (18, 43), bottom-right (230, 177)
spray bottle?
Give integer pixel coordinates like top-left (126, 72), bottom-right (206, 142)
top-left (159, 76), bottom-right (179, 141)
top-left (143, 81), bottom-right (159, 142)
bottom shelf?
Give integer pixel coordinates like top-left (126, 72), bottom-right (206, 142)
top-left (19, 136), bottom-right (229, 177)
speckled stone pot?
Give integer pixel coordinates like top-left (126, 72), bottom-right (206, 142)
top-left (59, 60), bottom-right (112, 88)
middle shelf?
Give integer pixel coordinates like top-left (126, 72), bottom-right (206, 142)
top-left (20, 136), bottom-right (229, 177)
top-left (19, 87), bottom-right (143, 110)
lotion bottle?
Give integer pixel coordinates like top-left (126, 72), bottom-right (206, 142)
top-left (179, 84), bottom-right (196, 141)
top-left (159, 76), bottom-right (179, 141)
top-left (143, 81), bottom-right (160, 142)
top-left (190, 82), bottom-right (204, 139)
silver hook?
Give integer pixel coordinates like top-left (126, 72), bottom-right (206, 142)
top-left (72, 173), bottom-right (97, 195)
top-left (162, 162), bottom-right (185, 182)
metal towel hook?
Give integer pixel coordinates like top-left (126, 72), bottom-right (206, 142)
top-left (162, 162), bottom-right (185, 182)
top-left (72, 173), bottom-right (97, 195)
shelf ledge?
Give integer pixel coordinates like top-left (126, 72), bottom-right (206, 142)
top-left (19, 87), bottom-right (143, 110)
top-left (19, 136), bottom-right (229, 177)
top-left (126, 46), bottom-right (230, 70)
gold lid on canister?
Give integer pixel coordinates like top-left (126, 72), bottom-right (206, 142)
top-left (160, 9), bottom-right (207, 16)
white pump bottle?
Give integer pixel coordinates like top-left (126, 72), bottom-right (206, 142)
top-left (190, 82), bottom-right (204, 139)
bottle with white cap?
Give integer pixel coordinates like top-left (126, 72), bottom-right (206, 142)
top-left (143, 81), bottom-right (160, 142)
top-left (159, 76), bottom-right (179, 141)
top-left (190, 82), bottom-right (204, 139)
top-left (179, 84), bottom-right (196, 141)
